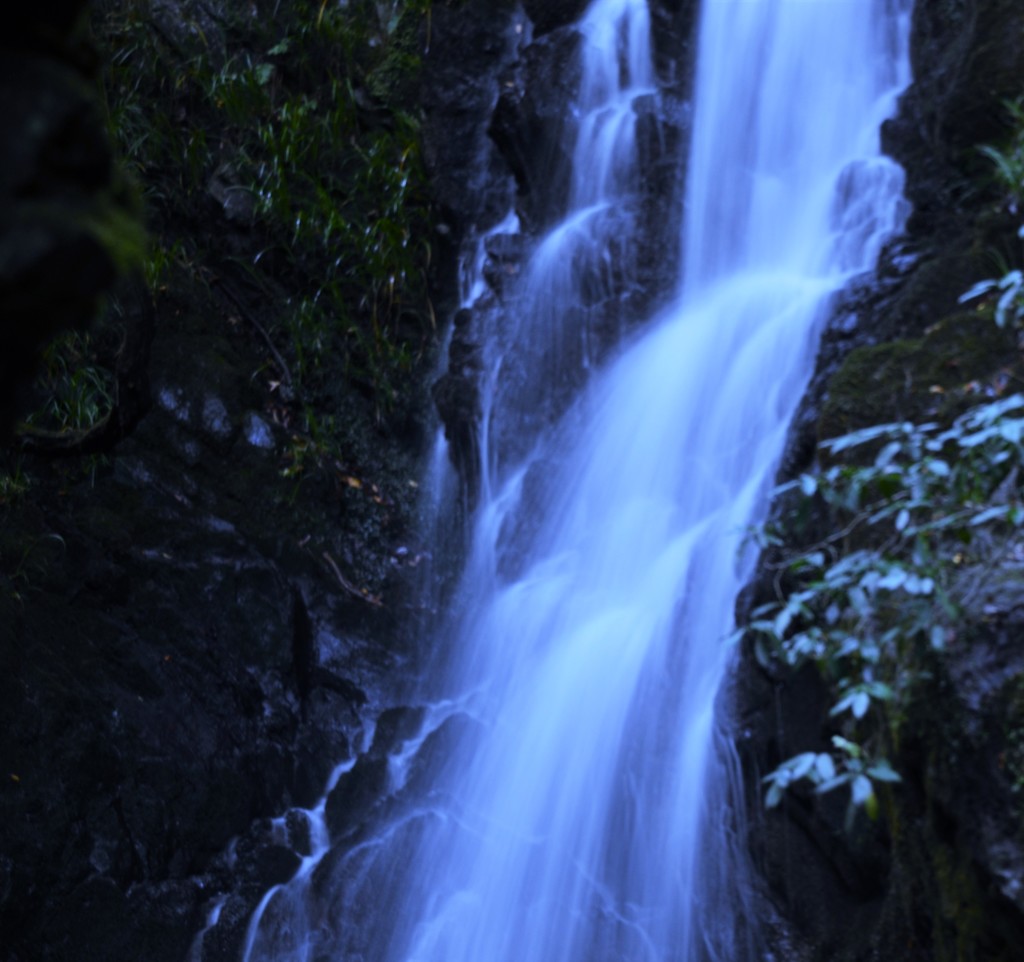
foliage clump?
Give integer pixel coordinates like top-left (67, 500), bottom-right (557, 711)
top-left (748, 95), bottom-right (1024, 823)
top-left (93, 0), bottom-right (436, 423)
top-left (752, 398), bottom-right (1024, 815)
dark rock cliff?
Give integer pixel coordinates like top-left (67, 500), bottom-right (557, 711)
top-left (1, 2), bottom-right (435, 959)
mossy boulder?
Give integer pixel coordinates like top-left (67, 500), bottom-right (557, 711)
top-left (818, 310), bottom-right (1020, 444)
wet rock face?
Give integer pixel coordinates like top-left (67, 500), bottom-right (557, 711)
top-left (1, 1), bottom-right (438, 957)
top-left (522, 0), bottom-right (589, 36)
top-left (0, 268), bottom-right (415, 960)
top-left (0, 34), bottom-right (427, 961)
top-left (884, 0), bottom-right (1024, 241)
top-left (423, 0), bottom-right (697, 499)
top-left (489, 26), bottom-right (584, 231)
top-left (419, 0), bottom-right (524, 241)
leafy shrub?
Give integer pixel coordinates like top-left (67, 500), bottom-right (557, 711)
top-left (750, 396), bottom-right (1024, 816)
top-left (977, 97), bottom-right (1024, 216)
top-left (22, 332), bottom-right (116, 438)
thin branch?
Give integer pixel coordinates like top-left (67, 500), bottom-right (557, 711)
top-left (322, 551), bottom-right (383, 607)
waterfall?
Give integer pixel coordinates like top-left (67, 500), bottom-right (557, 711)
top-left (238, 0), bottom-right (913, 959)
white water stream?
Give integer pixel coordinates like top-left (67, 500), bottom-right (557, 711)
top-left (238, 1), bottom-right (913, 959)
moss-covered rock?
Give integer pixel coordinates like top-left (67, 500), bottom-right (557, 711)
top-left (818, 309), bottom-right (1020, 443)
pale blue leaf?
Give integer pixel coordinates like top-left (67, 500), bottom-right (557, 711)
top-left (815, 753), bottom-right (836, 782)
top-left (790, 753), bottom-right (817, 780)
top-left (878, 567), bottom-right (906, 590)
top-left (867, 760), bottom-right (902, 783)
top-left (851, 775), bottom-right (874, 806)
top-left (971, 505), bottom-right (1009, 526)
top-left (959, 279), bottom-right (997, 303)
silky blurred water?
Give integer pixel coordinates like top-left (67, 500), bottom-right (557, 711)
top-left (240, 1), bottom-right (913, 959)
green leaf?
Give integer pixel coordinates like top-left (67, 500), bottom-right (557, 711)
top-left (995, 272), bottom-right (1023, 328)
top-left (999, 419), bottom-right (1024, 443)
top-left (875, 440), bottom-right (903, 468)
top-left (824, 422), bottom-right (904, 454)
top-left (866, 681), bottom-right (894, 701)
top-left (773, 606), bottom-right (794, 638)
top-left (722, 628), bottom-right (747, 651)
top-left (832, 735), bottom-right (861, 758)
top-left (903, 573), bottom-right (934, 595)
top-left (961, 395), bottom-right (1024, 427)
top-left (848, 585), bottom-right (870, 615)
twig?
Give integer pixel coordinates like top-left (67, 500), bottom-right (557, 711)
top-left (322, 551), bottom-right (383, 607)
top-left (210, 272), bottom-right (294, 388)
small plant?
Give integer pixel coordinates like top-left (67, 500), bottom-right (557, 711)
top-left (22, 332), bottom-right (116, 437)
top-left (959, 98), bottom-right (1024, 326)
top-left (0, 461), bottom-right (30, 505)
top-left (977, 97), bottom-right (1024, 215)
top-left (280, 410), bottom-right (337, 480)
top-left (142, 238), bottom-right (187, 293)
top-left (959, 257), bottom-right (1024, 327)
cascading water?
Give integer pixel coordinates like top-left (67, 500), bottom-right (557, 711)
top-left (238, 0), bottom-right (913, 959)
top-left (474, 0), bottom-right (657, 492)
